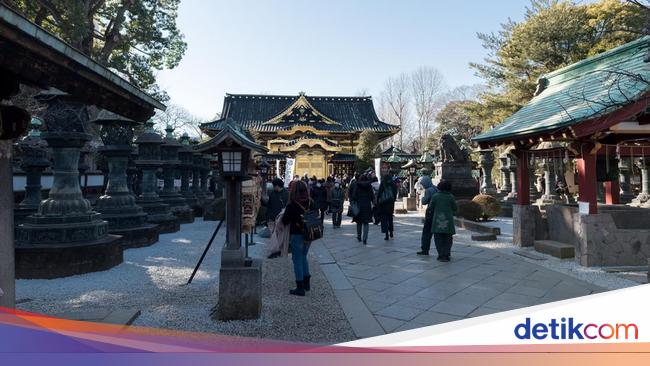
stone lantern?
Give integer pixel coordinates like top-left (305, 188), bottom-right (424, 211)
top-left (618, 156), bottom-right (635, 203)
top-left (202, 154), bottom-right (215, 201)
top-left (498, 153), bottom-right (512, 194)
top-left (178, 133), bottom-right (200, 216)
top-left (93, 111), bottom-right (160, 248)
top-left (478, 149), bottom-right (497, 195)
top-left (418, 151), bottom-right (434, 176)
top-left (15, 90), bottom-right (122, 278)
top-left (14, 118), bottom-right (50, 226)
top-left (159, 125), bottom-right (194, 224)
top-left (194, 119), bottom-right (267, 321)
top-left (401, 159), bottom-right (418, 211)
top-left (192, 147), bottom-right (208, 206)
top-left (134, 121), bottom-right (180, 233)
top-left (631, 157), bottom-right (650, 207)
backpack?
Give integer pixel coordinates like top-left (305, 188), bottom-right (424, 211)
top-left (378, 185), bottom-right (395, 205)
top-left (297, 201), bottom-right (323, 242)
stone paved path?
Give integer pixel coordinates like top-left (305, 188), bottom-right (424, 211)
top-left (312, 211), bottom-right (604, 338)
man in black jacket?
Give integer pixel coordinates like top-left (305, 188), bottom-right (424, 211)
top-left (266, 178), bottom-right (288, 232)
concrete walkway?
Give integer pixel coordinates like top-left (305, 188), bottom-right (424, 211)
top-left (313, 212), bottom-right (604, 337)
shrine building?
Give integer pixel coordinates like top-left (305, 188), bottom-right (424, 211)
top-left (201, 92), bottom-right (399, 178)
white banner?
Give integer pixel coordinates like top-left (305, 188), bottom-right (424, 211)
top-left (276, 159), bottom-right (281, 179)
top-left (375, 158), bottom-right (381, 181)
top-left (284, 158), bottom-right (295, 187)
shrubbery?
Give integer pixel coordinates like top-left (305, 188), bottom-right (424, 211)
top-left (455, 199), bottom-right (483, 221)
top-left (472, 194), bottom-right (501, 220)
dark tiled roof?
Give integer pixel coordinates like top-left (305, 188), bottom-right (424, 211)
top-left (202, 93), bottom-right (398, 133)
top-left (330, 153), bottom-right (357, 162)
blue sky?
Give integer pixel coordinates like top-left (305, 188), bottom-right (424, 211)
top-left (156, 0), bottom-right (532, 119)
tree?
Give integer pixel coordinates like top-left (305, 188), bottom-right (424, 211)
top-left (411, 66), bottom-right (447, 152)
top-left (151, 103), bottom-right (204, 139)
top-left (355, 130), bottom-right (380, 173)
top-left (469, 0), bottom-right (646, 129)
top-left (428, 100), bottom-right (484, 150)
top-left (379, 73), bottom-right (411, 150)
top-left (5, 0), bottom-right (187, 101)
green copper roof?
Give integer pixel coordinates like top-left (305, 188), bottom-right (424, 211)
top-left (419, 151), bottom-right (434, 163)
top-left (385, 152), bottom-right (406, 163)
top-left (473, 36), bottom-right (650, 143)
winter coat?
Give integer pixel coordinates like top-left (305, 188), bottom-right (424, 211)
top-left (376, 181), bottom-right (397, 216)
top-left (266, 188), bottom-right (288, 221)
top-left (269, 209), bottom-right (291, 257)
top-left (426, 191), bottom-right (458, 235)
top-left (330, 187), bottom-right (344, 212)
top-left (311, 185), bottom-right (328, 209)
top-left (419, 176), bottom-right (439, 206)
top-left (351, 181), bottom-right (374, 224)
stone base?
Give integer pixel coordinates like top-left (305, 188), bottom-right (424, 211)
top-left (204, 198), bottom-right (225, 221)
top-left (513, 204), bottom-right (538, 247)
top-left (13, 207), bottom-right (37, 227)
top-left (192, 205), bottom-right (204, 217)
top-left (110, 224), bottom-right (160, 249)
top-left (148, 216), bottom-right (180, 234)
top-left (403, 196), bottom-right (417, 211)
top-left (15, 234), bottom-right (123, 279)
top-left (213, 259), bottom-right (262, 321)
top-left (433, 161), bottom-right (479, 199)
top-left (173, 208), bottom-right (195, 224)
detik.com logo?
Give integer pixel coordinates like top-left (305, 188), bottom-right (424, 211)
top-left (515, 318), bottom-right (638, 340)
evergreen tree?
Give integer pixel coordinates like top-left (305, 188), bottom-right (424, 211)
top-left (355, 131), bottom-right (380, 173)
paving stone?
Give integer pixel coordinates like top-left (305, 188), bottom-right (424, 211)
top-left (393, 321), bottom-right (430, 332)
top-left (467, 306), bottom-right (501, 318)
top-left (506, 284), bottom-right (549, 298)
top-left (393, 296), bottom-right (438, 311)
top-left (355, 279), bottom-right (394, 292)
top-left (364, 300), bottom-right (392, 312)
top-left (375, 315), bottom-right (406, 333)
top-left (376, 304), bottom-right (424, 321)
top-left (320, 263), bottom-right (353, 290)
top-left (430, 301), bottom-right (478, 317)
top-left (333, 289), bottom-right (385, 338)
top-left (412, 311), bottom-right (462, 325)
top-left (486, 292), bottom-right (539, 307)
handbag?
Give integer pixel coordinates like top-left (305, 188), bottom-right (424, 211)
top-left (298, 201), bottom-right (323, 242)
top-left (347, 201), bottom-right (360, 217)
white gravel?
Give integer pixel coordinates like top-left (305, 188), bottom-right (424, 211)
top-left (16, 220), bottom-right (355, 344)
top-left (456, 217), bottom-right (641, 290)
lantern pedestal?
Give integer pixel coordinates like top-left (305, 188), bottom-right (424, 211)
top-left (213, 259), bottom-right (262, 321)
top-left (403, 196), bottom-right (417, 211)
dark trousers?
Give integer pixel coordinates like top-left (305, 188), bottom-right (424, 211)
top-left (434, 233), bottom-right (453, 258)
top-left (421, 210), bottom-right (433, 253)
top-left (356, 222), bottom-right (369, 241)
top-left (380, 214), bottom-right (393, 234)
top-left (332, 209), bottom-right (342, 227)
top-left (319, 207), bottom-right (326, 223)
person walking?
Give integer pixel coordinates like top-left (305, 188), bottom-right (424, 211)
top-left (377, 175), bottom-right (397, 240)
top-left (311, 178), bottom-right (328, 223)
top-left (330, 181), bottom-right (344, 228)
top-left (282, 180), bottom-right (314, 296)
top-left (351, 174), bottom-right (374, 245)
top-left (419, 180), bottom-right (457, 261)
top-left (265, 178), bottom-right (288, 259)
top-left (417, 176), bottom-right (439, 256)
top-left (371, 176), bottom-right (381, 225)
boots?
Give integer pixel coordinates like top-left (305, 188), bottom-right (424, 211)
top-left (384, 233), bottom-right (389, 240)
top-left (290, 280), bottom-right (305, 296)
top-left (304, 275), bottom-right (311, 291)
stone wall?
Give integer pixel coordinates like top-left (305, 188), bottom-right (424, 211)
top-left (576, 213), bottom-right (650, 267)
top-left (545, 205), bottom-right (580, 245)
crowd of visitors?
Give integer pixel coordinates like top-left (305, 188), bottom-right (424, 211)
top-left (262, 170), bottom-right (457, 295)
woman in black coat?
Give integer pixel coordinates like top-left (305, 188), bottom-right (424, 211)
top-left (376, 175), bottom-right (397, 241)
top-left (351, 174), bottom-right (375, 245)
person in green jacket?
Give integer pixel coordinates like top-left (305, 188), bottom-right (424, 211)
top-left (417, 180), bottom-right (457, 262)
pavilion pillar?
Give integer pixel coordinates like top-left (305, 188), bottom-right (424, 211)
top-left (618, 157), bottom-right (635, 203)
top-left (604, 181), bottom-right (620, 205)
top-left (577, 144), bottom-right (598, 214)
top-left (512, 149), bottom-right (536, 247)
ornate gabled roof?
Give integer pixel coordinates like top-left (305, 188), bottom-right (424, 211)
top-left (201, 92), bottom-right (398, 133)
top-left (285, 132), bottom-right (338, 147)
top-left (195, 118), bottom-right (268, 154)
top-left (473, 36), bottom-right (650, 143)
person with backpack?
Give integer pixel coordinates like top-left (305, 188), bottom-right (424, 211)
top-left (282, 180), bottom-right (320, 296)
top-left (351, 174), bottom-right (375, 245)
top-left (330, 181), bottom-right (344, 228)
top-left (377, 175), bottom-right (397, 240)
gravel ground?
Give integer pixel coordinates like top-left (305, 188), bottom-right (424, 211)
top-left (452, 217), bottom-right (641, 290)
top-left (16, 220), bottom-right (355, 344)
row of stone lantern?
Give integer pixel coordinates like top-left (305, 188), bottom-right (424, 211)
top-left (12, 91), bottom-right (217, 278)
top-left (479, 148), bottom-right (650, 209)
